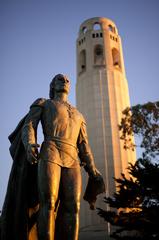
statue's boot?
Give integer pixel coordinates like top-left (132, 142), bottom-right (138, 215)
top-left (38, 208), bottom-right (56, 240)
top-left (55, 203), bottom-right (80, 240)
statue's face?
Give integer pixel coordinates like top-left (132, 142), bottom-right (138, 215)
top-left (53, 74), bottom-right (70, 95)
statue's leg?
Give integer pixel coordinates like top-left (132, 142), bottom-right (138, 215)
top-left (55, 166), bottom-right (82, 240)
top-left (37, 161), bottom-right (61, 240)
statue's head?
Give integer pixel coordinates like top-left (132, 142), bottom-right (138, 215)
top-left (49, 74), bottom-right (70, 99)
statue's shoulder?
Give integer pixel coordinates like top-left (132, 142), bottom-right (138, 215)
top-left (71, 105), bottom-right (86, 123)
top-left (30, 98), bottom-right (47, 108)
top-left (79, 112), bottom-right (86, 124)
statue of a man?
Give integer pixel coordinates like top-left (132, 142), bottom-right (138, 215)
top-left (1, 74), bottom-right (105, 240)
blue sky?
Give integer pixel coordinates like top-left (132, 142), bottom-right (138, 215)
top-left (0, 0), bottom-right (159, 208)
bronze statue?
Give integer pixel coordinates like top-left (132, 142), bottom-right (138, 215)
top-left (1, 74), bottom-right (105, 240)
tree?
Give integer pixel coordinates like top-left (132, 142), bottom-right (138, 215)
top-left (98, 101), bottom-right (159, 239)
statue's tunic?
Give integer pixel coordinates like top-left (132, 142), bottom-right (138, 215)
top-left (22, 98), bottom-right (94, 168)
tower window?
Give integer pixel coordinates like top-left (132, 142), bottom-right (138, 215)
top-left (108, 24), bottom-right (116, 34)
top-left (92, 32), bottom-right (103, 38)
top-left (79, 49), bottom-right (86, 73)
top-left (94, 44), bottom-right (104, 65)
top-left (110, 35), bottom-right (118, 42)
top-left (108, 24), bottom-right (113, 32)
top-left (82, 26), bottom-right (87, 34)
top-left (93, 22), bottom-right (101, 30)
top-left (112, 48), bottom-right (121, 68)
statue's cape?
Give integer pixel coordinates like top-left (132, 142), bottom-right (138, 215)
top-left (1, 115), bottom-right (39, 240)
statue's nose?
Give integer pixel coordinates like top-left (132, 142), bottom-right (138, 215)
top-left (64, 76), bottom-right (70, 83)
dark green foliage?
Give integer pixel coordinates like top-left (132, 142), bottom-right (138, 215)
top-left (98, 101), bottom-right (159, 239)
top-left (119, 101), bottom-right (159, 157)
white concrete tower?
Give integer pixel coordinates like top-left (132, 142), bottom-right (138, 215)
top-left (76, 17), bottom-right (136, 238)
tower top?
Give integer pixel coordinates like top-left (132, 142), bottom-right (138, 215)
top-left (78, 17), bottom-right (118, 37)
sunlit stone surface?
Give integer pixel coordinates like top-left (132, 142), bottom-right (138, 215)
top-left (76, 17), bottom-right (136, 239)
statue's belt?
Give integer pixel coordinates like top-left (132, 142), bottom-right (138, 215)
top-left (44, 136), bottom-right (79, 161)
top-left (44, 136), bottom-right (77, 149)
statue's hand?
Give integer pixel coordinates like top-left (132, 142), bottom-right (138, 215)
top-left (26, 143), bottom-right (40, 165)
top-left (88, 167), bottom-right (102, 179)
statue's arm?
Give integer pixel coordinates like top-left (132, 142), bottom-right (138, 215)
top-left (77, 121), bottom-right (101, 177)
top-left (22, 98), bottom-right (45, 164)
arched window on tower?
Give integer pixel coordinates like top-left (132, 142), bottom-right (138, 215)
top-left (108, 24), bottom-right (116, 34)
top-left (93, 22), bottom-right (101, 30)
top-left (112, 48), bottom-right (121, 69)
top-left (79, 49), bottom-right (86, 73)
top-left (82, 26), bottom-right (87, 34)
top-left (94, 44), bottom-right (104, 65)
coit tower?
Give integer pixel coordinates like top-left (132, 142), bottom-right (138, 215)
top-left (76, 17), bottom-right (136, 236)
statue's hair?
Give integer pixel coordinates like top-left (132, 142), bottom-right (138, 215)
top-left (49, 74), bottom-right (65, 99)
top-left (49, 79), bottom-right (55, 99)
